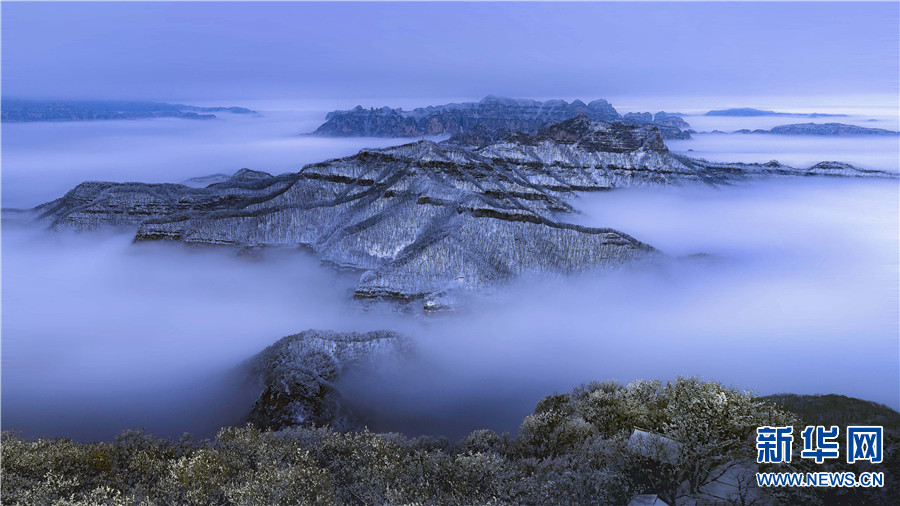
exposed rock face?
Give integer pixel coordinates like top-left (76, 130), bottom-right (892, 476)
top-left (246, 330), bottom-right (410, 429)
top-left (311, 95), bottom-right (621, 139)
top-left (734, 122), bottom-right (899, 136)
top-left (1, 100), bottom-right (256, 122)
top-left (32, 116), bottom-right (897, 308)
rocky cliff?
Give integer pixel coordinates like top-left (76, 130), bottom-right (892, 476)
top-left (246, 329), bottom-right (410, 429)
top-left (31, 115), bottom-right (897, 309)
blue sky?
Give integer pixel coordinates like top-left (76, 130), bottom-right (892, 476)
top-left (2, 2), bottom-right (898, 107)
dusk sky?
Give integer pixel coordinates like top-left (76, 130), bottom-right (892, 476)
top-left (2, 2), bottom-right (899, 107)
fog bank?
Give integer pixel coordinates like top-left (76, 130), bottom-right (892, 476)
top-left (0, 225), bottom-right (400, 440)
top-left (2, 178), bottom-right (896, 441)
top-left (669, 133), bottom-right (899, 172)
top-left (340, 179), bottom-right (899, 438)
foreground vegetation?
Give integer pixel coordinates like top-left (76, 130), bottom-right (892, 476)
top-left (2, 378), bottom-right (896, 505)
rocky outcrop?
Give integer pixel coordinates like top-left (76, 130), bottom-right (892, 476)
top-left (651, 112), bottom-right (689, 128)
top-left (246, 330), bottom-right (410, 429)
top-left (32, 116), bottom-right (897, 309)
top-left (622, 111), bottom-right (693, 139)
top-left (733, 122), bottom-right (899, 136)
top-left (1, 100), bottom-right (257, 122)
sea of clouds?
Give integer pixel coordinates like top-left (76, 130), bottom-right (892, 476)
top-left (2, 103), bottom-right (897, 440)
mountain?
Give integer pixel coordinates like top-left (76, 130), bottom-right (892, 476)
top-left (28, 115), bottom-right (896, 310)
top-left (733, 122), bottom-right (898, 136)
top-left (0, 99), bottom-right (257, 122)
top-left (311, 95), bottom-right (619, 137)
top-left (246, 329), bottom-right (411, 430)
top-left (310, 96), bottom-right (692, 141)
top-left (704, 107), bottom-right (847, 118)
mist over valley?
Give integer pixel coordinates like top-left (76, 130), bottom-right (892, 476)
top-left (2, 101), bottom-right (897, 442)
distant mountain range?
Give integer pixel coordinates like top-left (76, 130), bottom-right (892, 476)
top-left (702, 122), bottom-right (899, 136)
top-left (704, 107), bottom-right (847, 118)
top-left (311, 98), bottom-right (896, 142)
top-left (1, 99), bottom-right (257, 122)
top-left (310, 96), bottom-right (693, 141)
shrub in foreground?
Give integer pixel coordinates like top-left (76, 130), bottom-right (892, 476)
top-left (2, 378), bottom-right (895, 505)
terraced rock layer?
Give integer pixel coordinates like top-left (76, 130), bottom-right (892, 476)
top-left (34, 115), bottom-right (896, 309)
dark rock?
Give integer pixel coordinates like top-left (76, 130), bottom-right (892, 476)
top-left (246, 329), bottom-right (411, 430)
